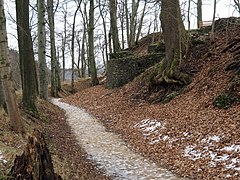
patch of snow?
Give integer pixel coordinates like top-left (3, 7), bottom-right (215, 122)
top-left (226, 173), bottom-right (231, 178)
top-left (162, 135), bottom-right (170, 141)
top-left (184, 145), bottom-right (202, 161)
top-left (201, 135), bottom-right (220, 144)
top-left (221, 145), bottom-right (240, 152)
top-left (135, 118), bottom-right (168, 144)
top-left (135, 119), bottom-right (164, 130)
top-left (182, 132), bottom-right (190, 137)
top-left (225, 158), bottom-right (240, 171)
top-left (183, 134), bottom-right (240, 177)
top-left (0, 150), bottom-right (7, 164)
top-left (0, 150), bottom-right (3, 160)
top-left (149, 137), bottom-right (162, 145)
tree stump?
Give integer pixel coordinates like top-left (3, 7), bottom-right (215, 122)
top-left (9, 129), bottom-right (62, 180)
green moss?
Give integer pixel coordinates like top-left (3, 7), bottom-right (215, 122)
top-left (161, 91), bottom-right (179, 104)
top-left (0, 175), bottom-right (12, 180)
top-left (213, 93), bottom-right (232, 109)
top-left (148, 41), bottom-right (165, 54)
top-left (191, 39), bottom-right (206, 46)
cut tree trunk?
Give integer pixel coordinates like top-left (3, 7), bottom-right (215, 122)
top-left (9, 129), bottom-right (62, 180)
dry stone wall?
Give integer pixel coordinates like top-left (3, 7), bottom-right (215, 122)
top-left (106, 53), bottom-right (164, 88)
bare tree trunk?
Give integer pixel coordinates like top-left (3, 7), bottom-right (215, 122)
top-left (16, 0), bottom-right (38, 112)
top-left (80, 2), bottom-right (88, 78)
top-left (153, 0), bottom-right (190, 85)
top-left (129, 0), bottom-right (140, 47)
top-left (47, 0), bottom-right (58, 97)
top-left (197, 0), bottom-right (202, 28)
top-left (135, 0), bottom-right (147, 44)
top-left (71, 2), bottom-right (81, 92)
top-left (108, 30), bottom-right (113, 54)
top-left (0, 0), bottom-right (24, 134)
top-left (38, 0), bottom-right (48, 100)
top-left (124, 0), bottom-right (130, 47)
top-left (81, 29), bottom-right (86, 78)
top-left (187, 0), bottom-right (191, 30)
top-left (0, 77), bottom-right (5, 109)
top-left (61, 36), bottom-right (66, 81)
top-left (109, 0), bottom-right (121, 53)
top-left (89, 0), bottom-right (99, 85)
top-left (210, 0), bottom-right (217, 43)
top-left (56, 48), bottom-right (61, 92)
top-left (118, 1), bottom-right (125, 49)
top-left (76, 36), bottom-right (82, 78)
top-left (61, 4), bottom-right (67, 82)
top-left (98, 0), bottom-right (109, 63)
top-left (153, 5), bottom-right (159, 33)
top-left (233, 0), bottom-right (240, 14)
top-left (10, 130), bottom-right (61, 179)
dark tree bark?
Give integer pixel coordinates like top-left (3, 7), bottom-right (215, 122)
top-left (153, 0), bottom-right (190, 85)
top-left (70, 2), bottom-right (81, 92)
top-left (0, 77), bottom-right (5, 108)
top-left (0, 0), bottom-right (24, 134)
top-left (38, 0), bottom-right (48, 100)
top-left (79, 2), bottom-right (88, 78)
top-left (61, 4), bottom-right (67, 81)
top-left (210, 0), bottom-right (217, 43)
top-left (98, 0), bottom-right (109, 64)
top-left (9, 130), bottom-right (61, 180)
top-left (197, 0), bottom-right (202, 28)
top-left (47, 0), bottom-right (59, 97)
top-left (233, 0), bottom-right (240, 14)
top-left (109, 0), bottom-right (121, 53)
top-left (16, 0), bottom-right (38, 112)
top-left (88, 0), bottom-right (99, 85)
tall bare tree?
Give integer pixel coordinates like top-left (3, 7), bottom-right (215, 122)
top-left (210, 0), bottom-right (217, 43)
top-left (16, 0), bottom-right (38, 112)
top-left (47, 0), bottom-right (59, 97)
top-left (233, 0), bottom-right (240, 14)
top-left (61, 3), bottom-right (68, 81)
top-left (88, 0), bottom-right (99, 85)
top-left (79, 1), bottom-right (88, 78)
top-left (99, 0), bottom-right (109, 63)
top-left (152, 0), bottom-right (190, 85)
top-left (0, 0), bottom-right (24, 133)
top-left (129, 0), bottom-right (140, 47)
top-left (109, 0), bottom-right (121, 53)
top-left (197, 0), bottom-right (202, 28)
top-left (135, 0), bottom-right (147, 44)
top-left (38, 0), bottom-right (48, 100)
top-left (70, 1), bottom-right (81, 92)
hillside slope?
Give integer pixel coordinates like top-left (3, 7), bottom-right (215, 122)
top-left (64, 17), bottom-right (240, 179)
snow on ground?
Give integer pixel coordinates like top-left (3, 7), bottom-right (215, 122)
top-left (0, 150), bottom-right (7, 164)
top-left (135, 120), bottom-right (240, 178)
top-left (184, 135), bottom-right (240, 174)
top-left (134, 119), bottom-right (169, 144)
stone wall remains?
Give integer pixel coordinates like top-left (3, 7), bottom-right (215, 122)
top-left (106, 53), bottom-right (164, 88)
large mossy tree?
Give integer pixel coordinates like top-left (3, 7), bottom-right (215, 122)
top-left (151, 0), bottom-right (191, 87)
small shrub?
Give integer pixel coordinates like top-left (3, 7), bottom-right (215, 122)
top-left (213, 93), bottom-right (232, 109)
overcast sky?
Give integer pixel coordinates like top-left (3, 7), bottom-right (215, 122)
top-left (4, 0), bottom-right (239, 56)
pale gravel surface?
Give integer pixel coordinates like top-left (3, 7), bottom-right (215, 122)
top-left (51, 98), bottom-right (184, 180)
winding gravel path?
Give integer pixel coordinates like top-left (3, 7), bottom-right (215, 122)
top-left (51, 99), bottom-right (184, 180)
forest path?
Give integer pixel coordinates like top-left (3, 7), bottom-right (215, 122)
top-left (51, 99), bottom-right (184, 180)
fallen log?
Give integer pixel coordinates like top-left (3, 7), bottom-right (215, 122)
top-left (9, 129), bottom-right (62, 180)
